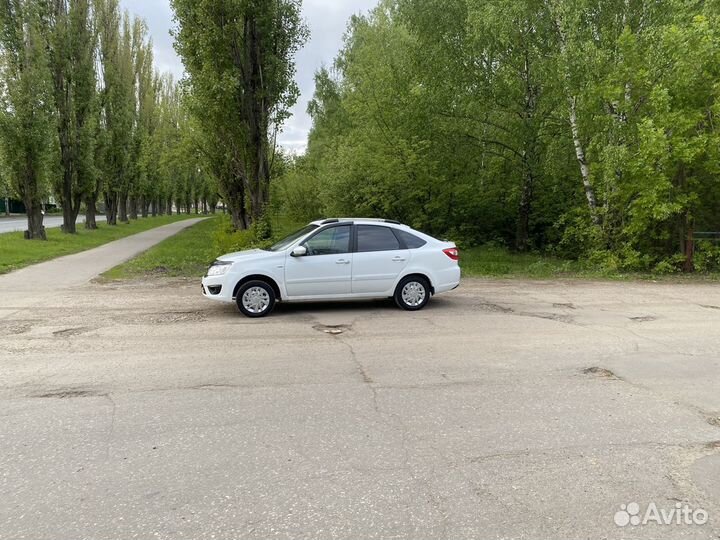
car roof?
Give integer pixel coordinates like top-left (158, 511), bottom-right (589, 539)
top-left (310, 218), bottom-right (406, 227)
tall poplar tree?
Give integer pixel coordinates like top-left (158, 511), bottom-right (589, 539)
top-left (0, 0), bottom-right (54, 240)
top-left (44, 0), bottom-right (98, 234)
top-left (171, 0), bottom-right (307, 232)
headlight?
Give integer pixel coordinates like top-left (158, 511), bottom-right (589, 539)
top-left (206, 261), bottom-right (232, 277)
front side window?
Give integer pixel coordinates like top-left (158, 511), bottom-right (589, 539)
top-left (304, 225), bottom-right (351, 256)
top-left (357, 225), bottom-right (401, 253)
top-left (267, 225), bottom-right (318, 252)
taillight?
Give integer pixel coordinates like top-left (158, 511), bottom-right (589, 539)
top-left (443, 247), bottom-right (459, 261)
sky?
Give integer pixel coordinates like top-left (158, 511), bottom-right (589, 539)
top-left (119, 0), bottom-right (378, 154)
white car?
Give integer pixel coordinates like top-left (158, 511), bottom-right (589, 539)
top-left (201, 218), bottom-right (461, 317)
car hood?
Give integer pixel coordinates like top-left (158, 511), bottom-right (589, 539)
top-left (217, 249), bottom-right (277, 263)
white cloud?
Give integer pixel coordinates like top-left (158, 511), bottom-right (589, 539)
top-left (119, 0), bottom-right (378, 153)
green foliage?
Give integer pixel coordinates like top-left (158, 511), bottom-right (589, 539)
top-left (694, 241), bottom-right (720, 273)
top-left (0, 0), bottom-right (56, 237)
top-left (171, 0), bottom-right (308, 230)
top-left (295, 0), bottom-right (720, 274)
top-left (44, 0), bottom-right (98, 232)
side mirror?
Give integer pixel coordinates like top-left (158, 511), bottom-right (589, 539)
top-left (291, 245), bottom-right (308, 258)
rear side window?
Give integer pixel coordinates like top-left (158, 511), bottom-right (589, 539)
top-left (357, 225), bottom-right (401, 252)
top-left (393, 229), bottom-right (427, 249)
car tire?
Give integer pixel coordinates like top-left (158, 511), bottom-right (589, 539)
top-left (394, 276), bottom-right (431, 311)
top-left (236, 280), bottom-right (276, 318)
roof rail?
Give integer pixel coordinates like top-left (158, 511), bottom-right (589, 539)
top-left (384, 219), bottom-right (402, 225)
top-left (320, 218), bottom-right (340, 224)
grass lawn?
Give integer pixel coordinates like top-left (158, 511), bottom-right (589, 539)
top-left (103, 217), bottom-right (221, 280)
top-left (0, 214), bottom-right (197, 275)
top-left (461, 245), bottom-right (720, 281)
top-left (461, 245), bottom-right (586, 279)
top-left (100, 217), bottom-right (720, 282)
top-left (103, 215), bottom-right (305, 280)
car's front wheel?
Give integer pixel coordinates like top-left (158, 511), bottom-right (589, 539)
top-left (236, 280), bottom-right (276, 318)
top-left (394, 276), bottom-right (431, 311)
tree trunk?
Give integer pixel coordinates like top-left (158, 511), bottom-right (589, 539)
top-left (516, 171), bottom-right (533, 252)
top-left (119, 193), bottom-right (129, 223)
top-left (683, 215), bottom-right (695, 273)
top-left (129, 196), bottom-right (138, 220)
top-left (85, 195), bottom-right (98, 230)
top-left (226, 179), bottom-right (249, 230)
top-left (61, 198), bottom-right (76, 234)
top-left (141, 196), bottom-right (148, 218)
top-left (24, 199), bottom-right (46, 240)
top-left (105, 192), bottom-right (118, 225)
top-left (569, 96), bottom-right (599, 224)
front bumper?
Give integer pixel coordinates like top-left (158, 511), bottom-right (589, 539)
top-left (201, 275), bottom-right (234, 303)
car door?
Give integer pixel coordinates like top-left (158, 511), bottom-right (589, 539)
top-left (284, 224), bottom-right (353, 298)
top-left (352, 225), bottom-right (410, 295)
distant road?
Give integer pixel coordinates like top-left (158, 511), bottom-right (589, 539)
top-left (0, 215), bottom-right (107, 234)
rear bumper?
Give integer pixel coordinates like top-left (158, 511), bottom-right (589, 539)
top-left (434, 266), bottom-right (461, 294)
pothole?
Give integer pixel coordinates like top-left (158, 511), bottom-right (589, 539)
top-left (630, 316), bottom-right (657, 323)
top-left (53, 327), bottom-right (91, 337)
top-left (553, 303), bottom-right (576, 309)
top-left (33, 389), bottom-right (103, 399)
top-left (313, 324), bottom-right (351, 335)
top-left (525, 312), bottom-right (575, 324)
top-left (582, 367), bottom-right (619, 380)
top-left (707, 416), bottom-right (720, 428)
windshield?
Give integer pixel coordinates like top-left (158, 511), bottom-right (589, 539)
top-left (266, 224), bottom-right (319, 252)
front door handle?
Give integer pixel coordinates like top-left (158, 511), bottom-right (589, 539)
top-left (336, 259), bottom-right (351, 265)
top-left (392, 257), bottom-right (406, 262)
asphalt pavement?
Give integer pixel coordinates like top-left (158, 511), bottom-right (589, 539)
top-left (0, 236), bottom-right (719, 539)
top-left (0, 215), bottom-right (107, 234)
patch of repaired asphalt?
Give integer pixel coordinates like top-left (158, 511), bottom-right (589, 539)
top-left (0, 320), bottom-right (34, 336)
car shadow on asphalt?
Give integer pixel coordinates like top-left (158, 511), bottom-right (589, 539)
top-left (207, 295), bottom-right (456, 320)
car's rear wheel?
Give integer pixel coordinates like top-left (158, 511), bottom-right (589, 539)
top-left (394, 276), bottom-right (431, 311)
top-left (236, 280), bottom-right (276, 318)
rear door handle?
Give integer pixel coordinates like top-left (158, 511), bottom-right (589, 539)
top-left (392, 257), bottom-right (406, 262)
top-left (336, 259), bottom-right (351, 265)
